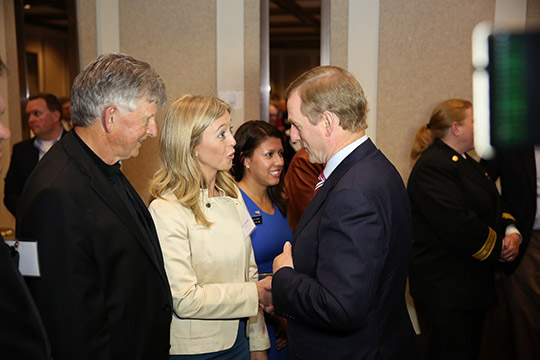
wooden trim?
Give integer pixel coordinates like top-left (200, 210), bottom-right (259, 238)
top-left (14, 0), bottom-right (29, 139)
top-left (66, 0), bottom-right (80, 83)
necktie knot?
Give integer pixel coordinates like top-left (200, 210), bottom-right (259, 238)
top-left (314, 172), bottom-right (326, 194)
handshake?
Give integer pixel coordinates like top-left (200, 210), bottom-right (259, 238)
top-left (256, 275), bottom-right (274, 313)
top-left (255, 241), bottom-right (294, 314)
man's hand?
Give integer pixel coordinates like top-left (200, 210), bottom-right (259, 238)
top-left (273, 242), bottom-right (294, 273)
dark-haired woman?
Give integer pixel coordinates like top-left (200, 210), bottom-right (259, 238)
top-left (407, 99), bottom-right (521, 360)
top-left (233, 120), bottom-right (292, 360)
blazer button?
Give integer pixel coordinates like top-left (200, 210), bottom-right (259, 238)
top-left (206, 203), bottom-right (211, 208)
top-left (161, 304), bottom-right (169, 311)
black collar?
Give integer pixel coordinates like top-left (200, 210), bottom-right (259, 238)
top-left (72, 130), bottom-right (122, 177)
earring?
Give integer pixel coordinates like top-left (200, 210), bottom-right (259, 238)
top-left (195, 153), bottom-right (199, 158)
top-left (245, 164), bottom-right (250, 169)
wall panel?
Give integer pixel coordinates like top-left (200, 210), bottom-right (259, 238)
top-left (377, 0), bottom-right (495, 180)
top-left (119, 0), bottom-right (217, 202)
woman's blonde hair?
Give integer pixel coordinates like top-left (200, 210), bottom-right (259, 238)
top-left (410, 99), bottom-right (472, 162)
top-left (150, 94), bottom-right (237, 227)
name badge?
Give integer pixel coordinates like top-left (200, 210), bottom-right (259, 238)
top-left (5, 240), bottom-right (40, 277)
top-left (251, 215), bottom-right (263, 225)
top-left (242, 206), bottom-right (256, 238)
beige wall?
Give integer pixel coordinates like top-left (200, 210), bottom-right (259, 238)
top-left (76, 0), bottom-right (97, 69)
top-left (377, 0), bottom-right (496, 182)
top-left (377, 0), bottom-right (539, 182)
top-left (527, 0), bottom-right (540, 29)
top-left (116, 0), bottom-right (218, 202)
top-left (329, 0), bottom-right (348, 68)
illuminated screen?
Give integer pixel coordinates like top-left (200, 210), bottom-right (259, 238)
top-left (488, 31), bottom-right (540, 149)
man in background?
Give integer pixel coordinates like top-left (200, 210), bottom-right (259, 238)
top-left (269, 102), bottom-right (282, 129)
top-left (18, 53), bottom-right (173, 360)
top-left (483, 149), bottom-right (540, 360)
top-left (59, 97), bottom-right (73, 131)
top-left (0, 56), bottom-right (52, 360)
top-left (4, 93), bottom-right (64, 216)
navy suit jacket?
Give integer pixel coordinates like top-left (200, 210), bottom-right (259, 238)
top-left (17, 131), bottom-right (172, 360)
top-left (272, 139), bottom-right (417, 360)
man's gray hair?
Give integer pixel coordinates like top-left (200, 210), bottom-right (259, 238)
top-left (71, 53), bottom-right (166, 127)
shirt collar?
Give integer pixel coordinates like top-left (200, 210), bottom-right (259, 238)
top-left (34, 128), bottom-right (64, 146)
top-left (323, 134), bottom-right (368, 180)
top-left (34, 129), bottom-right (64, 160)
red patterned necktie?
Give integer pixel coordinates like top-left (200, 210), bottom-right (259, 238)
top-left (314, 171), bottom-right (326, 194)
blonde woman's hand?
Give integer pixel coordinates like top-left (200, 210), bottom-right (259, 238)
top-left (256, 276), bottom-right (274, 313)
top-left (251, 350), bottom-right (268, 360)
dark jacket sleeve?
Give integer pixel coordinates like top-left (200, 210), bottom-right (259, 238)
top-left (0, 240), bottom-right (52, 360)
top-left (4, 146), bottom-right (23, 216)
top-left (4, 141), bottom-right (38, 217)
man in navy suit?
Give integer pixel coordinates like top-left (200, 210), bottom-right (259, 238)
top-left (4, 93), bottom-right (64, 216)
top-left (267, 66), bottom-right (417, 359)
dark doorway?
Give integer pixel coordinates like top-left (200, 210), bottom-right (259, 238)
top-left (269, 0), bottom-right (321, 100)
top-left (15, 0), bottom-right (79, 138)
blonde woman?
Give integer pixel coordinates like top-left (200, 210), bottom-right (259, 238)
top-left (149, 95), bottom-right (270, 360)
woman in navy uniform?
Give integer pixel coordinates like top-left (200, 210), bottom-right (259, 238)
top-left (407, 99), bottom-right (521, 360)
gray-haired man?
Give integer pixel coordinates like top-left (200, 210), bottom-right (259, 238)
top-left (18, 53), bottom-right (173, 360)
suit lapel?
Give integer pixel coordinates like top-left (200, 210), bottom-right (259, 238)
top-left (294, 139), bottom-right (378, 239)
top-left (62, 133), bottom-right (169, 287)
top-left (89, 177), bottom-right (162, 266)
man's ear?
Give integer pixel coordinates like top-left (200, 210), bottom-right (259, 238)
top-left (52, 110), bottom-right (61, 122)
top-left (103, 106), bottom-right (118, 133)
top-left (321, 110), bottom-right (337, 137)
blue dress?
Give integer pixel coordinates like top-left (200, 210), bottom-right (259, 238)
top-left (240, 189), bottom-right (292, 360)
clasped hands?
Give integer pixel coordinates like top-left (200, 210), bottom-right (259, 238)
top-left (256, 242), bottom-right (294, 313)
top-left (499, 233), bottom-right (521, 263)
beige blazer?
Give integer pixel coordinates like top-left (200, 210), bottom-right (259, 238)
top-left (149, 189), bottom-right (270, 355)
